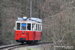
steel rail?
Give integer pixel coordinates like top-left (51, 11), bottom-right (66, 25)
top-left (0, 44), bottom-right (20, 49)
top-left (0, 42), bottom-right (53, 50)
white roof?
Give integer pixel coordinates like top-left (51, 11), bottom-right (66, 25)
top-left (17, 17), bottom-right (42, 23)
top-left (18, 17), bottom-right (23, 21)
top-left (27, 17), bottom-right (42, 23)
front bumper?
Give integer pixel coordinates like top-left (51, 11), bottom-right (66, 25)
top-left (16, 38), bottom-right (25, 42)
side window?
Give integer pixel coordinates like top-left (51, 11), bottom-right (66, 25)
top-left (38, 24), bottom-right (39, 31)
top-left (17, 23), bottom-right (20, 30)
top-left (32, 23), bottom-right (35, 31)
top-left (39, 25), bottom-right (41, 31)
top-left (35, 24), bottom-right (42, 31)
top-left (27, 23), bottom-right (31, 30)
top-left (41, 25), bottom-right (42, 31)
top-left (36, 24), bottom-right (41, 31)
top-left (21, 23), bottom-right (26, 30)
top-left (36, 24), bottom-right (38, 31)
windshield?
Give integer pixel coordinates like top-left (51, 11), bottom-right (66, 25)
top-left (17, 23), bottom-right (20, 30)
top-left (21, 23), bottom-right (26, 30)
top-left (27, 23), bottom-right (31, 30)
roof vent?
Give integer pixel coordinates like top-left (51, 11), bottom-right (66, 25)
top-left (18, 17), bottom-right (23, 21)
top-left (30, 17), bottom-right (42, 23)
top-left (23, 17), bottom-right (27, 21)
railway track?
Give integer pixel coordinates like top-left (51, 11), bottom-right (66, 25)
top-left (0, 42), bottom-right (53, 50)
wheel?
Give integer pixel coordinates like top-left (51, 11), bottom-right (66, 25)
top-left (21, 42), bottom-right (24, 44)
top-left (34, 41), bottom-right (38, 44)
top-left (26, 41), bottom-right (31, 44)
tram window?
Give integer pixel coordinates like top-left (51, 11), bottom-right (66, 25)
top-left (41, 25), bottom-right (42, 31)
top-left (17, 23), bottom-right (20, 30)
top-left (27, 23), bottom-right (31, 30)
top-left (32, 23), bottom-right (35, 31)
top-left (36, 24), bottom-right (38, 31)
top-left (39, 25), bottom-right (41, 31)
top-left (32, 24), bottom-right (34, 30)
top-left (21, 23), bottom-right (26, 30)
top-left (38, 24), bottom-right (39, 31)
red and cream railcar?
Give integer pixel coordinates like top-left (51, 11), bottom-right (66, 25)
top-left (14, 17), bottom-right (42, 44)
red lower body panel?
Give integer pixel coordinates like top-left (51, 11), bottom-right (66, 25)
top-left (15, 30), bottom-right (41, 42)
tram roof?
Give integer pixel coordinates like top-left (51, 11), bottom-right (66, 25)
top-left (16, 20), bottom-right (42, 24)
top-left (17, 17), bottom-right (42, 24)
